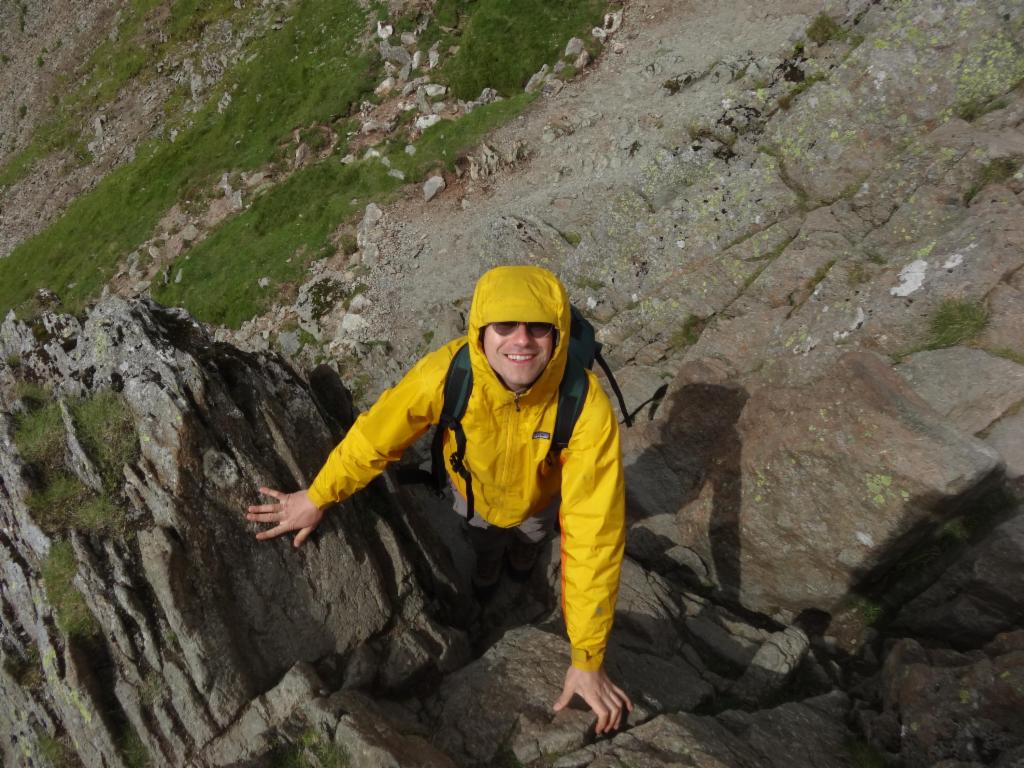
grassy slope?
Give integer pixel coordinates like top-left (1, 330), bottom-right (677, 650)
top-left (0, 0), bottom-right (606, 327)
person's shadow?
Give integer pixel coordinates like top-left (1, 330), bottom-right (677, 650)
top-left (625, 371), bottom-right (749, 604)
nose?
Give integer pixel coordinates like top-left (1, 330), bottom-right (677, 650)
top-left (509, 323), bottom-right (534, 344)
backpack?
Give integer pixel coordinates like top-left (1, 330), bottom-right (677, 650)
top-left (409, 306), bottom-right (631, 520)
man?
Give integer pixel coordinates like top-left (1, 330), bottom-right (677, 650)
top-left (246, 265), bottom-right (633, 733)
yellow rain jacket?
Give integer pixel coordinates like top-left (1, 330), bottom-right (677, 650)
top-left (307, 265), bottom-right (625, 670)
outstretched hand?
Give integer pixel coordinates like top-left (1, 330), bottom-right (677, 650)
top-left (246, 487), bottom-right (324, 548)
top-left (553, 664), bottom-right (633, 735)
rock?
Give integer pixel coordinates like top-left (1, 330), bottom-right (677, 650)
top-left (423, 83), bottom-right (447, 99)
top-left (357, 202), bottom-right (384, 249)
top-left (525, 64), bottom-right (550, 93)
top-left (895, 348), bottom-right (1024, 436)
top-left (257, 276), bottom-right (270, 288)
top-left (375, 76), bottom-right (396, 96)
top-left (574, 50), bottom-right (591, 69)
top-left (612, 41), bottom-right (625, 55)
top-left (624, 353), bottom-right (1003, 618)
top-left (400, 31), bottom-right (416, 46)
top-left (340, 313), bottom-right (368, 333)
top-left (428, 48), bottom-right (440, 69)
top-left (591, 692), bottom-right (855, 767)
top-left (376, 21), bottom-right (392, 39)
top-left (380, 41), bottom-right (410, 67)
top-left (730, 626), bottom-right (810, 705)
top-left (423, 175), bottom-right (446, 202)
top-left (891, 509), bottom-right (1024, 648)
top-left (0, 299), bottom-right (465, 766)
top-left (414, 114), bottom-right (441, 131)
top-left (879, 633), bottom-right (1024, 767)
top-left (602, 10), bottom-right (623, 35)
top-left (564, 37), bottom-right (585, 58)
top-left (411, 50), bottom-right (423, 70)
top-left (180, 223), bottom-right (200, 242)
top-left (429, 627), bottom-right (593, 767)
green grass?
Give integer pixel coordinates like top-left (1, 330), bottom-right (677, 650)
top-left (70, 389), bottom-right (140, 493)
top-left (2, 645), bottom-right (43, 691)
top-left (2, 0), bottom-right (579, 329)
top-left (805, 13), bottom-right (843, 46)
top-left (990, 347), bottom-right (1024, 366)
top-left (963, 157), bottom-right (1021, 204)
top-left (668, 315), bottom-right (705, 350)
top-left (0, 0), bottom-right (246, 190)
top-left (13, 387), bottom-right (137, 536)
top-left (440, 0), bottom-right (606, 99)
top-left (42, 541), bottom-right (101, 640)
top-left (0, 0), bottom-right (378, 319)
top-left (155, 92), bottom-right (534, 326)
top-left (36, 732), bottom-right (82, 768)
top-left (268, 729), bottom-right (350, 768)
top-left (926, 299), bottom-right (989, 349)
top-left (117, 725), bottom-right (152, 768)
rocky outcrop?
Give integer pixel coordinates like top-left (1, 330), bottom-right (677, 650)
top-left (0, 298), bottom-right (468, 766)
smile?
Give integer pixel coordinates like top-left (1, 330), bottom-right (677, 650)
top-left (505, 353), bottom-right (536, 363)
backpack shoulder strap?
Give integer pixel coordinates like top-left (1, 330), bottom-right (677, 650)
top-left (552, 355), bottom-right (589, 454)
top-left (430, 344), bottom-right (477, 518)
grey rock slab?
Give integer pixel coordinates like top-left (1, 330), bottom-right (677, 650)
top-left (627, 352), bottom-right (1002, 618)
top-left (978, 283), bottom-right (1024, 357)
top-left (768, 0), bottom-right (1024, 205)
top-left (891, 509), bottom-right (1024, 648)
top-left (896, 347), bottom-right (1024, 435)
top-left (587, 692), bottom-right (855, 768)
top-left (430, 626), bottom-right (587, 767)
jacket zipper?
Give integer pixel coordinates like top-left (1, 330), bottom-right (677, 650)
top-left (499, 392), bottom-right (521, 490)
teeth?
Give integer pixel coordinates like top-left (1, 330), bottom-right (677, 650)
top-left (507, 354), bottom-right (534, 361)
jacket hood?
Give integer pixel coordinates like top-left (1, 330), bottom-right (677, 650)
top-left (467, 265), bottom-right (570, 399)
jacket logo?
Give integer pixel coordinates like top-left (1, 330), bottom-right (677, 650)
top-left (532, 431), bottom-right (551, 440)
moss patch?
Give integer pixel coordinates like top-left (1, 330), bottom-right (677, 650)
top-left (42, 541), bottom-right (100, 640)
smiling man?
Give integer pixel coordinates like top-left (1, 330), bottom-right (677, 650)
top-left (246, 265), bottom-right (633, 733)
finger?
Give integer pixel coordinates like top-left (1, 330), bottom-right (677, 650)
top-left (293, 526), bottom-right (314, 548)
top-left (246, 503), bottom-right (281, 514)
top-left (552, 686), bottom-right (573, 712)
top-left (591, 702), bottom-right (610, 734)
top-left (609, 700), bottom-right (623, 731)
top-left (259, 486), bottom-right (285, 500)
top-left (255, 523), bottom-right (289, 541)
top-left (245, 511), bottom-right (281, 523)
top-left (614, 686), bottom-right (634, 712)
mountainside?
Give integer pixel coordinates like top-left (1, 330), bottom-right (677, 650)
top-left (2, 0), bottom-right (1024, 767)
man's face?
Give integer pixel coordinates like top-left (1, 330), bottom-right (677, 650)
top-left (481, 322), bottom-right (555, 393)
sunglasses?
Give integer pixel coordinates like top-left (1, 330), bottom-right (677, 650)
top-left (488, 321), bottom-right (556, 339)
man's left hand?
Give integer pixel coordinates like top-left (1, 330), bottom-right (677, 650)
top-left (552, 664), bottom-right (633, 734)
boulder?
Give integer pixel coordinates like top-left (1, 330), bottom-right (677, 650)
top-left (891, 509), bottom-right (1024, 648)
top-left (878, 633), bottom-right (1024, 767)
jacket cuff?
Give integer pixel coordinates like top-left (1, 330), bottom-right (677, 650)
top-left (570, 646), bottom-right (604, 671)
top-left (305, 485), bottom-right (332, 510)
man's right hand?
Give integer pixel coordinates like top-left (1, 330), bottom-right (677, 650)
top-left (246, 487), bottom-right (324, 548)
